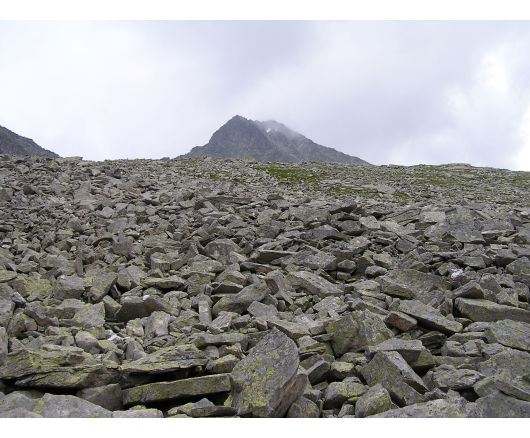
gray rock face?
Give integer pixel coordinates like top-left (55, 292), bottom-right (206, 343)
top-left (0, 155), bottom-right (529, 418)
top-left (230, 328), bottom-right (306, 417)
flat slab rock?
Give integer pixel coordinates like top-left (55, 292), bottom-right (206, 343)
top-left (120, 344), bottom-right (208, 374)
top-left (455, 298), bottom-right (530, 323)
top-left (397, 300), bottom-right (463, 334)
top-left (371, 396), bottom-right (482, 418)
top-left (122, 373), bottom-right (232, 406)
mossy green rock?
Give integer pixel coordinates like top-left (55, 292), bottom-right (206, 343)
top-left (230, 328), bottom-right (305, 417)
top-left (122, 373), bottom-right (231, 406)
top-left (120, 344), bottom-right (207, 374)
top-left (0, 347), bottom-right (117, 389)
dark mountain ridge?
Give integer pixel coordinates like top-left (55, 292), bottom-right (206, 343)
top-left (0, 124), bottom-right (59, 158)
top-left (181, 115), bottom-right (369, 165)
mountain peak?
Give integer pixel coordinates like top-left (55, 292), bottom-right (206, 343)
top-left (182, 116), bottom-right (370, 165)
top-left (0, 124), bottom-right (59, 158)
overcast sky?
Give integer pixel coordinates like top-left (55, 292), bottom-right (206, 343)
top-left (0, 21), bottom-right (529, 170)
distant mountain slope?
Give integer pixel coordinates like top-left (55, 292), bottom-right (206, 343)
top-left (0, 125), bottom-right (59, 158)
top-left (181, 115), bottom-right (370, 165)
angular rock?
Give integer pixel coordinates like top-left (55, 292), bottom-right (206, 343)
top-left (355, 384), bottom-right (392, 417)
top-left (372, 397), bottom-right (481, 418)
top-left (474, 391), bottom-right (530, 417)
top-left (286, 396), bottom-right (320, 418)
top-left (361, 351), bottom-right (427, 407)
top-left (366, 339), bottom-right (424, 363)
top-left (0, 347), bottom-right (117, 389)
top-left (323, 377), bottom-right (368, 408)
top-left (326, 310), bottom-right (393, 355)
top-left (398, 300), bottom-right (463, 334)
top-left (287, 271), bottom-right (342, 298)
top-left (122, 373), bottom-right (231, 406)
top-left (484, 319), bottom-right (530, 351)
top-left (76, 383), bottom-right (122, 411)
top-left (212, 282), bottom-right (269, 316)
top-left (230, 328), bottom-right (306, 417)
top-left (120, 344), bottom-right (207, 374)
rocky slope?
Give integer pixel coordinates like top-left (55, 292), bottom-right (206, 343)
top-left (181, 115), bottom-right (369, 165)
top-left (0, 154), bottom-right (529, 418)
top-left (0, 125), bottom-right (59, 158)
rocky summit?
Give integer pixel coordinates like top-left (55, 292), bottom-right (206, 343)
top-left (0, 125), bottom-right (59, 159)
top-left (181, 115), bottom-right (369, 165)
top-left (0, 154), bottom-right (529, 418)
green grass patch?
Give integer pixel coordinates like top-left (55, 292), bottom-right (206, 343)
top-left (262, 165), bottom-right (322, 187)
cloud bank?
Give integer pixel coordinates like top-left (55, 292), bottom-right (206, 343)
top-left (0, 21), bottom-right (528, 170)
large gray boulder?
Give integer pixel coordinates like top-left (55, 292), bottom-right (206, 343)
top-left (230, 328), bottom-right (307, 417)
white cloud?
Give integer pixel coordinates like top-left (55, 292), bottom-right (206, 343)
top-left (0, 21), bottom-right (529, 170)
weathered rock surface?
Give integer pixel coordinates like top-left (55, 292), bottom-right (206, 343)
top-left (0, 155), bottom-right (528, 417)
top-left (230, 328), bottom-right (306, 417)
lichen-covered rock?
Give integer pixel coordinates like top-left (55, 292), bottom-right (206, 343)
top-left (323, 377), bottom-right (368, 409)
top-left (230, 328), bottom-right (306, 417)
top-left (0, 327), bottom-right (7, 367)
top-left (397, 300), bottom-right (463, 334)
top-left (484, 320), bottom-right (530, 351)
top-left (120, 344), bottom-right (207, 374)
top-left (477, 348), bottom-right (530, 379)
top-left (355, 384), bottom-right (392, 417)
top-left (429, 365), bottom-right (484, 391)
top-left (287, 271), bottom-right (342, 298)
top-left (474, 391), bottom-right (530, 417)
top-left (326, 310), bottom-right (393, 356)
top-left (366, 339), bottom-right (424, 363)
top-left (371, 396), bottom-right (481, 418)
top-left (76, 383), bottom-right (122, 411)
top-left (455, 298), bottom-right (530, 323)
top-left (0, 347), bottom-right (117, 389)
top-left (112, 408), bottom-right (164, 418)
top-left (361, 351), bottom-right (427, 407)
top-left (212, 283), bottom-right (269, 317)
top-left (30, 394), bottom-right (112, 418)
top-left (122, 373), bottom-right (231, 406)
top-left (286, 396), bottom-right (321, 418)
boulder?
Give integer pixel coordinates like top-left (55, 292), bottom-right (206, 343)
top-left (230, 328), bottom-right (307, 417)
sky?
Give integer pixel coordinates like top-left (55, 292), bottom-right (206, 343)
top-left (0, 20), bottom-right (530, 170)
